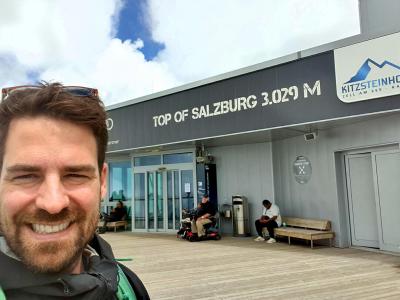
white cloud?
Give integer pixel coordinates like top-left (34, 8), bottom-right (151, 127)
top-left (0, 0), bottom-right (359, 105)
top-left (148, 0), bottom-right (360, 83)
top-left (0, 0), bottom-right (179, 105)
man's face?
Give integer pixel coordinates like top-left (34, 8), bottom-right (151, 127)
top-left (263, 202), bottom-right (271, 209)
top-left (201, 196), bottom-right (209, 204)
top-left (0, 116), bottom-right (107, 273)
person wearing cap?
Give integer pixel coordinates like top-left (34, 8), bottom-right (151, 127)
top-left (254, 199), bottom-right (282, 243)
top-left (191, 194), bottom-right (216, 240)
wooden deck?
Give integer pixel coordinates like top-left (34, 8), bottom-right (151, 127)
top-left (102, 233), bottom-right (400, 299)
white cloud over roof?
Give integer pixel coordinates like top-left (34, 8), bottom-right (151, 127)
top-left (0, 0), bottom-right (359, 105)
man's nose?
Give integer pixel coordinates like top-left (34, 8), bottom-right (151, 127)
top-left (35, 176), bottom-right (70, 214)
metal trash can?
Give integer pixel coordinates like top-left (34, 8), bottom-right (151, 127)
top-left (232, 195), bottom-right (250, 236)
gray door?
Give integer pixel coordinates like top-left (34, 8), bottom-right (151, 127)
top-left (373, 151), bottom-right (400, 253)
top-left (345, 154), bottom-right (379, 248)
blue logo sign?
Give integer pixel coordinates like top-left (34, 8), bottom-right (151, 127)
top-left (341, 58), bottom-right (400, 97)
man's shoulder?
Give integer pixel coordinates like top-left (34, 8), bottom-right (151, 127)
top-left (118, 263), bottom-right (150, 299)
top-left (89, 234), bottom-right (116, 260)
top-left (272, 204), bottom-right (280, 211)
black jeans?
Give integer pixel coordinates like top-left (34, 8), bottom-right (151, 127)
top-left (255, 219), bottom-right (278, 238)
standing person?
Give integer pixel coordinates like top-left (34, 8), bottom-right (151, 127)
top-left (254, 199), bottom-right (282, 243)
top-left (0, 83), bottom-right (149, 299)
top-left (100, 200), bottom-right (127, 233)
top-left (191, 194), bottom-right (216, 240)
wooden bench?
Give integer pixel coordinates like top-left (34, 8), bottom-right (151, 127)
top-left (274, 217), bottom-right (335, 249)
top-left (98, 220), bottom-right (128, 232)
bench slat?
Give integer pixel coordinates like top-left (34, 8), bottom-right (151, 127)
top-left (282, 217), bottom-right (331, 231)
top-left (275, 228), bottom-right (334, 241)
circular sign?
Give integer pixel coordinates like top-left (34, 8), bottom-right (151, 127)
top-left (106, 118), bottom-right (114, 131)
top-left (293, 156), bottom-right (312, 184)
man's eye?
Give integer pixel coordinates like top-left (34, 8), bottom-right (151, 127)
top-left (12, 174), bottom-right (39, 182)
top-left (64, 174), bottom-right (90, 182)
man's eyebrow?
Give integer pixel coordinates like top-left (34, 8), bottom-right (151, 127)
top-left (5, 164), bottom-right (97, 173)
top-left (63, 165), bottom-right (97, 173)
top-left (6, 164), bottom-right (41, 173)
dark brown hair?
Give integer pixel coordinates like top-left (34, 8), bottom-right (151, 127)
top-left (0, 82), bottom-right (108, 172)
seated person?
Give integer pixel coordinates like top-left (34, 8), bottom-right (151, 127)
top-left (191, 194), bottom-right (216, 239)
top-left (254, 199), bottom-right (282, 243)
top-left (99, 200), bottom-right (127, 233)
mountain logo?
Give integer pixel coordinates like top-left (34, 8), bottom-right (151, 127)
top-left (337, 57), bottom-right (400, 103)
top-left (334, 32), bottom-right (400, 103)
top-left (345, 59), bottom-right (400, 83)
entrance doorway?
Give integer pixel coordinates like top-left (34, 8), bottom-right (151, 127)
top-left (345, 149), bottom-right (400, 252)
top-left (133, 168), bottom-right (195, 232)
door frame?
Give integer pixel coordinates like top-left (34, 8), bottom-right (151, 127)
top-left (132, 162), bottom-right (196, 233)
top-left (340, 144), bottom-right (399, 251)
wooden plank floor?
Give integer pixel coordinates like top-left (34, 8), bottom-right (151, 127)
top-left (102, 232), bottom-right (400, 299)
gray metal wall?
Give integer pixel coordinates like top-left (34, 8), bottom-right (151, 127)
top-left (360, 0), bottom-right (400, 36)
top-left (209, 142), bottom-right (274, 235)
top-left (272, 113), bottom-right (400, 247)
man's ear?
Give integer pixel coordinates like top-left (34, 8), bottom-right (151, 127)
top-left (100, 163), bottom-right (108, 199)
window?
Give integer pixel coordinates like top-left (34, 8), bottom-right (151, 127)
top-left (134, 155), bottom-right (161, 166)
top-left (108, 161), bottom-right (132, 202)
top-left (163, 152), bottom-right (193, 164)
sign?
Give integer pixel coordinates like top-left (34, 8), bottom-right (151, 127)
top-left (293, 156), bottom-right (312, 184)
top-left (334, 32), bottom-right (400, 103)
top-left (108, 53), bottom-right (334, 151)
top-left (184, 183), bottom-right (191, 193)
top-left (107, 43), bottom-right (400, 152)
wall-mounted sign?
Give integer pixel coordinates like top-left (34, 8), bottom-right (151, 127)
top-left (106, 117), bottom-right (114, 130)
top-left (334, 32), bottom-right (400, 103)
top-left (293, 156), bottom-right (312, 184)
top-left (107, 36), bottom-right (400, 152)
top-left (184, 183), bottom-right (191, 193)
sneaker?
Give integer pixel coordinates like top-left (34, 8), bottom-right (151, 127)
top-left (266, 238), bottom-right (276, 244)
top-left (254, 236), bottom-right (265, 242)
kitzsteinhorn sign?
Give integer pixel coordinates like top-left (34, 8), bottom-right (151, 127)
top-left (334, 32), bottom-right (400, 103)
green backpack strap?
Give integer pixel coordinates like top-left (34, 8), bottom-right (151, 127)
top-left (0, 286), bottom-right (6, 300)
top-left (116, 264), bottom-right (137, 300)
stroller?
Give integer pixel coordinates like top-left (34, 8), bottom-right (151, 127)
top-left (177, 208), bottom-right (221, 242)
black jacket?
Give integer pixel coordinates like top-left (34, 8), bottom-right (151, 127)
top-left (0, 234), bottom-right (149, 300)
top-left (196, 201), bottom-right (216, 218)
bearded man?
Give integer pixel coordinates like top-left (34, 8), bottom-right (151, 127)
top-left (0, 83), bottom-right (149, 299)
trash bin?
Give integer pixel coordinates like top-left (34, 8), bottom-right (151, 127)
top-left (232, 195), bottom-right (250, 236)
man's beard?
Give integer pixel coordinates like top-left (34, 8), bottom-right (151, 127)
top-left (0, 205), bottom-right (99, 274)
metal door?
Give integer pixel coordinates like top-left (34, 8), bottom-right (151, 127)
top-left (345, 153), bottom-right (379, 248)
top-left (372, 150), bottom-right (400, 253)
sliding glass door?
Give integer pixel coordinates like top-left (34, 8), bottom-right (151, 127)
top-left (133, 168), bottom-right (194, 232)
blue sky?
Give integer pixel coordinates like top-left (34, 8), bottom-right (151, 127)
top-left (116, 0), bottom-right (164, 60)
top-left (0, 0), bottom-right (360, 106)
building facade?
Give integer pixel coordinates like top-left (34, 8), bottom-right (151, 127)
top-left (104, 0), bottom-right (400, 252)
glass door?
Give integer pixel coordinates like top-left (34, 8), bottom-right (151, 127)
top-left (133, 168), bottom-right (195, 232)
top-left (146, 170), bottom-right (164, 231)
top-left (133, 173), bottom-right (145, 229)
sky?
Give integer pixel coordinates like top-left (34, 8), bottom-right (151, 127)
top-left (0, 0), bottom-right (360, 106)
